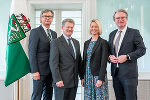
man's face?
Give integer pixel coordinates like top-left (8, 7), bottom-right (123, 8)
top-left (40, 11), bottom-right (53, 27)
top-left (114, 12), bottom-right (128, 29)
top-left (62, 22), bottom-right (74, 37)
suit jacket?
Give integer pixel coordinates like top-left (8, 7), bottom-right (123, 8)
top-left (82, 36), bottom-right (109, 81)
top-left (28, 25), bottom-right (57, 75)
top-left (109, 27), bottom-right (146, 79)
top-left (50, 35), bottom-right (82, 88)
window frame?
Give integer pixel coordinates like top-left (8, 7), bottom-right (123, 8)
top-left (35, 9), bottom-right (82, 100)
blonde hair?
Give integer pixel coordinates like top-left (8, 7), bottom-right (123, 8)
top-left (90, 19), bottom-right (102, 35)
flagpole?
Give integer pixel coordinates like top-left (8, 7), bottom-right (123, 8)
top-left (17, 80), bottom-right (19, 100)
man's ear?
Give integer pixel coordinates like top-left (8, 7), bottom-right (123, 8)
top-left (40, 17), bottom-right (42, 23)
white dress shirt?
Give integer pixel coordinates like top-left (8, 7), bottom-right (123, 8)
top-left (41, 24), bottom-right (51, 36)
top-left (113, 25), bottom-right (127, 54)
top-left (63, 34), bottom-right (76, 59)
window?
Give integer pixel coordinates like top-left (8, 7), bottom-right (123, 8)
top-left (35, 9), bottom-right (82, 100)
top-left (61, 11), bottom-right (82, 43)
top-left (35, 10), bottom-right (82, 44)
top-left (35, 10), bottom-right (55, 30)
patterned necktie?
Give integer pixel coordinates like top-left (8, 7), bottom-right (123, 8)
top-left (68, 38), bottom-right (75, 58)
top-left (47, 29), bottom-right (52, 41)
top-left (114, 31), bottom-right (122, 56)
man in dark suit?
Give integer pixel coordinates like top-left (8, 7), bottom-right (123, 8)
top-left (109, 9), bottom-right (146, 100)
top-left (50, 18), bottom-right (82, 100)
top-left (28, 9), bottom-right (57, 100)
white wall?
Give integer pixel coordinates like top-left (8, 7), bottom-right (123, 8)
top-left (0, 0), bottom-right (14, 99)
top-left (0, 80), bottom-right (13, 100)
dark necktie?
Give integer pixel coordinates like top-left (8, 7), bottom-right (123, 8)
top-left (47, 29), bottom-right (52, 41)
top-left (68, 38), bottom-right (75, 58)
top-left (114, 31), bottom-right (122, 56)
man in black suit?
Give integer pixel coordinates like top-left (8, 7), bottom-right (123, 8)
top-left (109, 9), bottom-right (146, 100)
top-left (28, 9), bottom-right (57, 100)
top-left (50, 18), bottom-right (82, 100)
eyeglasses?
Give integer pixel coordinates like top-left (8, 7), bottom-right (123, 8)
top-left (115, 16), bottom-right (127, 20)
top-left (65, 26), bottom-right (74, 30)
top-left (42, 15), bottom-right (53, 19)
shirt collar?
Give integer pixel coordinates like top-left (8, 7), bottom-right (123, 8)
top-left (63, 34), bottom-right (73, 44)
top-left (41, 24), bottom-right (50, 31)
top-left (63, 34), bottom-right (72, 40)
top-left (117, 25), bottom-right (127, 33)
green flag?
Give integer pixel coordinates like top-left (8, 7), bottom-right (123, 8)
top-left (4, 0), bottom-right (31, 87)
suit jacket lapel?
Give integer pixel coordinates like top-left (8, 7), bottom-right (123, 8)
top-left (72, 39), bottom-right (78, 57)
top-left (39, 25), bottom-right (49, 41)
top-left (50, 29), bottom-right (57, 39)
top-left (119, 27), bottom-right (130, 53)
top-left (50, 29), bottom-right (54, 39)
top-left (110, 30), bottom-right (117, 55)
top-left (60, 35), bottom-right (75, 58)
top-left (91, 36), bottom-right (101, 56)
top-left (84, 36), bottom-right (101, 58)
top-left (83, 40), bottom-right (90, 61)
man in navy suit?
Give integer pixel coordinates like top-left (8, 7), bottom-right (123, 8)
top-left (29, 9), bottom-right (57, 100)
top-left (109, 9), bottom-right (146, 100)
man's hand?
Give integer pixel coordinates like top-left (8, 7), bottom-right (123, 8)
top-left (109, 55), bottom-right (128, 63)
top-left (32, 72), bottom-right (40, 80)
top-left (56, 81), bottom-right (64, 87)
top-left (109, 55), bottom-right (118, 63)
top-left (117, 55), bottom-right (127, 63)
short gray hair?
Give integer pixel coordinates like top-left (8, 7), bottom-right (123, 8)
top-left (62, 18), bottom-right (75, 27)
top-left (113, 9), bottom-right (128, 21)
top-left (40, 9), bottom-right (54, 18)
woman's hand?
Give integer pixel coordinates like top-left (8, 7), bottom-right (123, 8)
top-left (81, 79), bottom-right (84, 87)
top-left (96, 80), bottom-right (102, 87)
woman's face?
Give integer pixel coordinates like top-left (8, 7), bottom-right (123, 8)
top-left (90, 22), bottom-right (99, 35)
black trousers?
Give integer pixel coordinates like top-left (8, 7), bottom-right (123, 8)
top-left (31, 74), bottom-right (53, 100)
top-left (54, 86), bottom-right (77, 100)
top-left (113, 75), bottom-right (138, 100)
